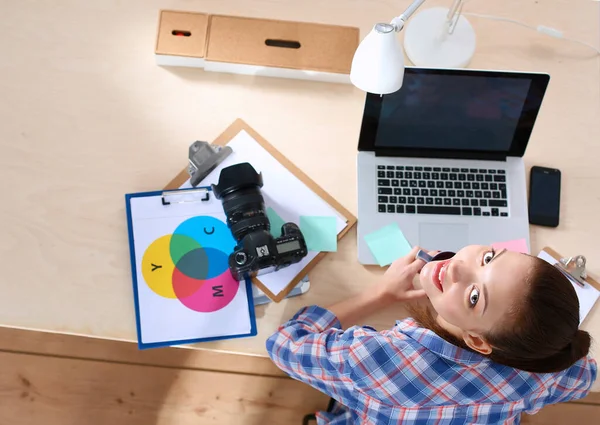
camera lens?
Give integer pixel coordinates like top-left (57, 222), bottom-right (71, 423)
top-left (212, 163), bottom-right (270, 241)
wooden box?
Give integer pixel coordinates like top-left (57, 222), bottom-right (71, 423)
top-left (154, 10), bottom-right (360, 84)
top-left (155, 10), bottom-right (209, 67)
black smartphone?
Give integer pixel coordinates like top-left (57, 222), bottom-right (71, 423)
top-left (528, 166), bottom-right (561, 227)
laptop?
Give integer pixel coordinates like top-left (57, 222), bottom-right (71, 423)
top-left (356, 67), bottom-right (550, 264)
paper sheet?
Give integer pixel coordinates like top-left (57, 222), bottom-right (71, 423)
top-left (253, 276), bottom-right (310, 306)
top-left (266, 207), bottom-right (286, 238)
top-left (180, 130), bottom-right (347, 297)
top-left (128, 194), bottom-right (253, 346)
top-left (537, 250), bottom-right (600, 325)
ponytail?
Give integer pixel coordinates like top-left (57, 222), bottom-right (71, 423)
top-left (491, 330), bottom-right (592, 374)
top-left (519, 330), bottom-right (592, 373)
top-left (571, 330), bottom-right (592, 363)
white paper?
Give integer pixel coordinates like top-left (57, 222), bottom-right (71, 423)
top-left (129, 194), bottom-right (252, 345)
top-left (537, 251), bottom-right (600, 325)
top-left (181, 130), bottom-right (347, 297)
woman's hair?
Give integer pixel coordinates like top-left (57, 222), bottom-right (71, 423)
top-left (410, 256), bottom-right (592, 373)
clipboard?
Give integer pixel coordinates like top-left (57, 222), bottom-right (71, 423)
top-left (538, 246), bottom-right (600, 325)
top-left (164, 119), bottom-right (358, 302)
top-left (125, 186), bottom-right (257, 349)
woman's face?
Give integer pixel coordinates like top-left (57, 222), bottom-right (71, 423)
top-left (419, 245), bottom-right (534, 336)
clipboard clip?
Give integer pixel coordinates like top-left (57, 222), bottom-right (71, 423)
top-left (188, 141), bottom-right (233, 187)
top-left (161, 188), bottom-right (210, 206)
top-left (557, 254), bottom-right (588, 286)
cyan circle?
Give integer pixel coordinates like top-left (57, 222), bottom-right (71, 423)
top-left (172, 216), bottom-right (236, 255)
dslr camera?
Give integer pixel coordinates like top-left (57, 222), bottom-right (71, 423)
top-left (212, 162), bottom-right (308, 281)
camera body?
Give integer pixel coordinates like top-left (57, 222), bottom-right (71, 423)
top-left (229, 223), bottom-right (307, 281)
top-left (212, 162), bottom-right (308, 281)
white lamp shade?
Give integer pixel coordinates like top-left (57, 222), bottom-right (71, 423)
top-left (350, 24), bottom-right (405, 95)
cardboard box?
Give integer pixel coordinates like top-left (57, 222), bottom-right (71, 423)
top-left (155, 10), bottom-right (209, 67)
top-left (154, 10), bottom-right (359, 84)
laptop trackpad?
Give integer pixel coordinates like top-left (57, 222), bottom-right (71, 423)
top-left (419, 223), bottom-right (469, 253)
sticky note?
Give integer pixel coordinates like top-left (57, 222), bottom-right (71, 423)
top-left (267, 207), bottom-right (286, 238)
top-left (364, 223), bottom-right (412, 267)
top-left (299, 216), bottom-right (338, 252)
top-left (492, 238), bottom-right (529, 254)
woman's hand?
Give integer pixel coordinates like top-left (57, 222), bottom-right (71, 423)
top-left (326, 246), bottom-right (437, 327)
top-left (378, 246), bottom-right (436, 303)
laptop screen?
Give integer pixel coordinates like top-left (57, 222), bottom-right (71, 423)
top-left (358, 68), bottom-right (550, 159)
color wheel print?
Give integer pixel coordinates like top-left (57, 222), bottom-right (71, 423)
top-left (141, 216), bottom-right (239, 312)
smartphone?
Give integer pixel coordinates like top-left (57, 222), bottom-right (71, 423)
top-left (528, 166), bottom-right (561, 227)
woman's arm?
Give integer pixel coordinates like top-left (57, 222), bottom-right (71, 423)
top-left (326, 287), bottom-right (393, 330)
top-left (327, 247), bottom-right (427, 328)
top-left (265, 247), bottom-right (429, 400)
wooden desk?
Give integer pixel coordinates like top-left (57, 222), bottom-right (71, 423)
top-left (1, 0), bottom-right (599, 390)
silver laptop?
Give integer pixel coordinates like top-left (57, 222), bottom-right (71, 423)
top-left (357, 67), bottom-right (550, 264)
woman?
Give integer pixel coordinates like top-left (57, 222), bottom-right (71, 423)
top-left (266, 245), bottom-right (597, 424)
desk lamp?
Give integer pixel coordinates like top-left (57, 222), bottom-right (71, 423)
top-left (350, 0), bottom-right (475, 94)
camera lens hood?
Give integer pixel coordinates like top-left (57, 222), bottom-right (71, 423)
top-left (212, 162), bottom-right (263, 199)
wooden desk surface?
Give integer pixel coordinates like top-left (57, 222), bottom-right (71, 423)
top-left (1, 0), bottom-right (599, 390)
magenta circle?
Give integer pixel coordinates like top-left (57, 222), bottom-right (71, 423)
top-left (177, 271), bottom-right (240, 312)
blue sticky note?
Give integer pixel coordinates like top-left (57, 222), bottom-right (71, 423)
top-left (364, 223), bottom-right (412, 267)
top-left (267, 207), bottom-right (286, 238)
top-left (299, 216), bottom-right (338, 252)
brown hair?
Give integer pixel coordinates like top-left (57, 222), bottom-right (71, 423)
top-left (410, 257), bottom-right (591, 373)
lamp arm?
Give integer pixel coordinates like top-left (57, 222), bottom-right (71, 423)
top-left (390, 0), bottom-right (465, 33)
top-left (390, 0), bottom-right (427, 32)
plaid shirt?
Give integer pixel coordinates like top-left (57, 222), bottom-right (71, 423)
top-left (266, 305), bottom-right (597, 425)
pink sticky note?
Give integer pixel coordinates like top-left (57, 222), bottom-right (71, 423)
top-left (492, 239), bottom-right (529, 254)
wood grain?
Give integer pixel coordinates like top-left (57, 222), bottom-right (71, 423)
top-left (206, 15), bottom-right (359, 73)
top-left (0, 326), bottom-right (286, 377)
top-left (0, 328), bottom-right (599, 424)
top-left (521, 403), bottom-right (600, 424)
top-left (0, 351), bottom-right (328, 425)
top-left (5, 325), bottom-right (600, 405)
top-left (155, 10), bottom-right (209, 57)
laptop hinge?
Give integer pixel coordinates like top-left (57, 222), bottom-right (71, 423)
top-left (372, 149), bottom-right (508, 162)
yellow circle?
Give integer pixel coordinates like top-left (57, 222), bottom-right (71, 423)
top-left (142, 235), bottom-right (176, 298)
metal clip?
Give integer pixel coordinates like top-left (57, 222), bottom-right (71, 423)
top-left (161, 188), bottom-right (210, 206)
top-left (187, 141), bottom-right (233, 187)
top-left (557, 255), bottom-right (588, 286)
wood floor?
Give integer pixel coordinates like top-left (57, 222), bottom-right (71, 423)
top-left (0, 327), bottom-right (598, 425)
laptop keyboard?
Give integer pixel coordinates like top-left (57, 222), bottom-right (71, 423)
top-left (377, 165), bottom-right (509, 217)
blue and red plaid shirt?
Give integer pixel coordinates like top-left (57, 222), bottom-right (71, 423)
top-left (266, 305), bottom-right (597, 424)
